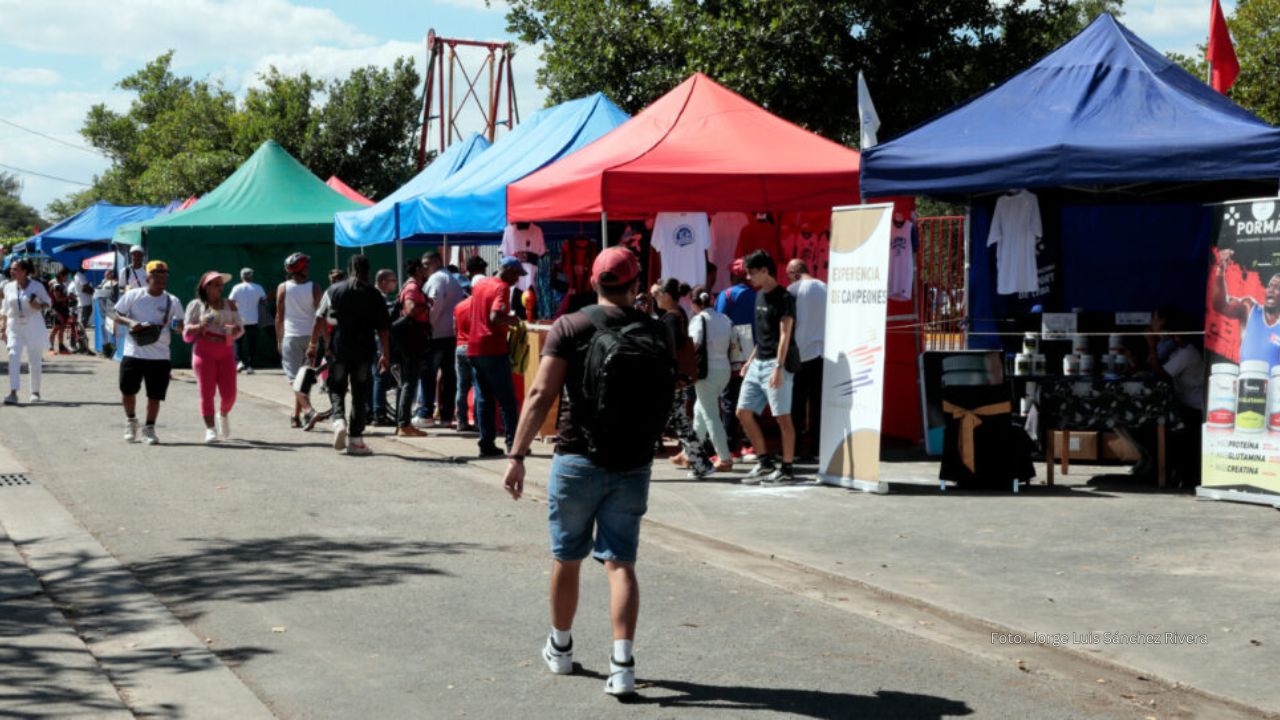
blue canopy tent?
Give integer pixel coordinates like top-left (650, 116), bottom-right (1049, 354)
top-left (859, 14), bottom-right (1280, 348)
top-left (334, 132), bottom-right (491, 249)
top-left (26, 201), bottom-right (167, 275)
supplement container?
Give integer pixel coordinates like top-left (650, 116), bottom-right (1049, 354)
top-left (1207, 363), bottom-right (1238, 429)
top-left (1236, 360), bottom-right (1268, 433)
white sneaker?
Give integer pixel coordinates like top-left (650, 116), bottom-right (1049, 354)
top-left (236, 361), bottom-right (245, 372)
top-left (203, 428), bottom-right (220, 444)
top-left (141, 425), bottom-right (160, 445)
top-left (604, 656), bottom-right (636, 696)
top-left (124, 418), bottom-right (140, 443)
top-left (345, 437), bottom-right (372, 456)
top-left (411, 416), bottom-right (432, 429)
top-left (332, 419), bottom-right (348, 451)
top-left (216, 414), bottom-right (231, 440)
top-left (28, 393), bottom-right (41, 403)
top-left (542, 635), bottom-right (573, 675)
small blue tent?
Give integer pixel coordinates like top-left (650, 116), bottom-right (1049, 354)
top-left (409, 92), bottom-right (629, 236)
top-left (334, 133), bottom-right (491, 247)
top-left (860, 14), bottom-right (1280, 198)
top-left (26, 201), bottom-right (167, 271)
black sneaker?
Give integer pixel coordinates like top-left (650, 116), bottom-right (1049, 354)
top-left (763, 464), bottom-right (795, 485)
top-left (741, 458), bottom-right (776, 485)
top-left (478, 444), bottom-right (505, 458)
top-left (289, 415), bottom-right (302, 429)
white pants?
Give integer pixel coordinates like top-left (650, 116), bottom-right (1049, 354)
top-left (693, 367), bottom-right (732, 462)
top-left (7, 321), bottom-right (46, 394)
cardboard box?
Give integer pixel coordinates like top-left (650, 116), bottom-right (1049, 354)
top-left (1100, 430), bottom-right (1140, 462)
top-left (1051, 430), bottom-right (1098, 461)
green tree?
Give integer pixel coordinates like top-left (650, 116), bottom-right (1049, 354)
top-left (54, 51), bottom-right (422, 214)
top-left (507, 0), bottom-right (1123, 145)
top-left (1221, 0), bottom-right (1280, 124)
top-left (0, 172), bottom-right (45, 236)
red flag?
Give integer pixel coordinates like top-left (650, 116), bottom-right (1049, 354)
top-left (1206, 0), bottom-right (1239, 94)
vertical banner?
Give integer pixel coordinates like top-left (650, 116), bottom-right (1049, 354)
top-left (819, 203), bottom-right (892, 493)
top-left (1200, 198), bottom-right (1280, 507)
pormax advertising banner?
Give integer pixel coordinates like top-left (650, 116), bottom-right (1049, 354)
top-left (819, 203), bottom-right (892, 493)
top-left (1200, 197), bottom-right (1280, 507)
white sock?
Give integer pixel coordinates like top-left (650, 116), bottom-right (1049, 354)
top-left (550, 627), bottom-right (571, 648)
top-left (613, 639), bottom-right (633, 664)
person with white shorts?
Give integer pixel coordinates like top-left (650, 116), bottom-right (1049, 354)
top-left (276, 252), bottom-right (323, 429)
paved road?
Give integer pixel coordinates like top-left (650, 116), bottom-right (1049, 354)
top-left (1, 357), bottom-right (1163, 718)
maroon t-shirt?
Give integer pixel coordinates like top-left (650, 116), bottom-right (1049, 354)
top-left (542, 304), bottom-right (674, 457)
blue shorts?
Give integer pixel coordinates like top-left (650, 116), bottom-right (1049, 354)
top-left (547, 453), bottom-right (650, 564)
top-left (736, 358), bottom-right (794, 416)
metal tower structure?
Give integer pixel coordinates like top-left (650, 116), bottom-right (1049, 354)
top-left (417, 29), bottom-right (521, 169)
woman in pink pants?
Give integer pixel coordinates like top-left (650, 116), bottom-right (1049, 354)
top-left (184, 272), bottom-right (244, 444)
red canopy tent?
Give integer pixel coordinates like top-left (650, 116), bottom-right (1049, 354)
top-left (506, 73), bottom-right (860, 221)
top-left (326, 176), bottom-right (375, 206)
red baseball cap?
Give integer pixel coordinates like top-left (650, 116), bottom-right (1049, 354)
top-left (591, 246), bottom-right (640, 288)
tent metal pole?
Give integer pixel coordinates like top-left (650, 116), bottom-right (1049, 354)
top-left (600, 211), bottom-right (608, 247)
top-left (963, 205), bottom-right (971, 350)
top-left (395, 203), bottom-right (403, 286)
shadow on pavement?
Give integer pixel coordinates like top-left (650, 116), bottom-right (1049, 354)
top-left (126, 535), bottom-right (495, 611)
top-left (574, 670), bottom-right (973, 719)
top-left (0, 599), bottom-right (274, 719)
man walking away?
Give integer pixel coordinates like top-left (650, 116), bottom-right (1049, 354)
top-left (113, 260), bottom-right (184, 444)
top-left (413, 251), bottom-right (465, 428)
top-left (467, 256), bottom-right (524, 457)
top-left (228, 268), bottom-right (266, 374)
top-left (276, 253), bottom-right (323, 429)
top-left (736, 250), bottom-right (800, 484)
top-left (502, 247), bottom-right (675, 698)
top-left (786, 259), bottom-right (827, 462)
top-left (394, 259), bottom-right (430, 436)
top-left (308, 254), bottom-right (391, 456)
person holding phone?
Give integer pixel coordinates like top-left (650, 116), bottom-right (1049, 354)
top-left (0, 259), bottom-right (53, 404)
top-left (184, 271), bottom-right (244, 444)
top-left (113, 260), bottom-right (183, 445)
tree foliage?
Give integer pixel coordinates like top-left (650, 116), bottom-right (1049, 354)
top-left (0, 172), bottom-right (45, 236)
top-left (506, 0), bottom-right (1122, 146)
top-left (52, 52), bottom-right (422, 220)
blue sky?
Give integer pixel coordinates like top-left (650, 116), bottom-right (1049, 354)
top-left (0, 0), bottom-right (1235, 215)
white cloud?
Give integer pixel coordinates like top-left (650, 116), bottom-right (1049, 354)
top-left (0, 89), bottom-right (129, 214)
top-left (246, 39), bottom-right (424, 89)
top-left (0, 66), bottom-right (62, 86)
top-left (434, 0), bottom-right (507, 11)
top-left (0, 0), bottom-right (373, 68)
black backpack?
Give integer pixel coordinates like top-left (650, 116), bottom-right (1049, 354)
top-left (577, 306), bottom-right (675, 471)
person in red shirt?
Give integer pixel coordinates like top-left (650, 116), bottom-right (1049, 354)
top-left (467, 256), bottom-right (525, 456)
top-left (453, 295), bottom-right (475, 432)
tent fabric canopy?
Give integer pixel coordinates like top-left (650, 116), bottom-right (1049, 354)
top-left (409, 93), bottom-right (630, 235)
top-left (326, 176), bottom-right (375, 207)
top-left (334, 133), bottom-right (490, 247)
top-left (860, 14), bottom-right (1280, 198)
top-left (507, 73), bottom-right (861, 221)
top-left (25, 201), bottom-right (166, 270)
top-left (114, 140), bottom-right (364, 247)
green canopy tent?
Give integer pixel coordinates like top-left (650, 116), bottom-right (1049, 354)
top-left (113, 140), bottom-right (385, 366)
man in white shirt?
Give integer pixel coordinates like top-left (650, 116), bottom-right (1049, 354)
top-left (121, 246), bottom-right (148, 290)
top-left (786, 259), bottom-right (828, 461)
top-left (228, 267), bottom-right (267, 374)
top-left (72, 270), bottom-right (95, 332)
top-left (113, 260), bottom-right (183, 445)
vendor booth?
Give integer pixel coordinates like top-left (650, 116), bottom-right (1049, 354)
top-left (25, 201), bottom-right (166, 275)
top-left (861, 14), bottom-right (1280, 496)
top-left (114, 140), bottom-right (367, 366)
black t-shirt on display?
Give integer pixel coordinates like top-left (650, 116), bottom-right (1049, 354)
top-left (326, 279), bottom-right (391, 364)
top-left (754, 284), bottom-right (800, 372)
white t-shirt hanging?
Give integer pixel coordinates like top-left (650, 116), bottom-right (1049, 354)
top-left (652, 212), bottom-right (711, 287)
top-left (888, 220), bottom-right (914, 301)
top-left (709, 212), bottom-right (749, 293)
top-left (987, 190), bottom-right (1042, 295)
top-left (500, 223), bottom-right (546, 291)
top-left (114, 287), bottom-right (182, 361)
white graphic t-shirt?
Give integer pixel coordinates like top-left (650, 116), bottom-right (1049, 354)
top-left (888, 220), bottom-right (914, 301)
top-left (500, 223), bottom-right (546, 292)
top-left (652, 212), bottom-right (711, 287)
top-left (987, 190), bottom-right (1042, 295)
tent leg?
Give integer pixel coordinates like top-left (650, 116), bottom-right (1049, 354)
top-left (333, 244), bottom-right (339, 273)
top-left (600, 211), bottom-right (609, 247)
top-left (396, 239), bottom-right (404, 286)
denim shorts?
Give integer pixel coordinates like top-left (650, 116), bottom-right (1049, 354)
top-left (736, 358), bottom-right (794, 416)
top-left (547, 453), bottom-right (650, 564)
